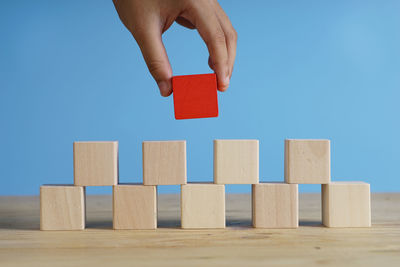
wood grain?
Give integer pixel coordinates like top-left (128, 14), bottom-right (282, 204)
top-left (1, 193), bottom-right (399, 267)
top-left (284, 139), bottom-right (330, 184)
top-left (73, 141), bottom-right (118, 186)
top-left (142, 141), bottom-right (187, 185)
top-left (252, 182), bottom-right (298, 228)
top-left (113, 184), bottom-right (157, 230)
top-left (214, 139), bottom-right (259, 184)
top-left (322, 182), bottom-right (371, 227)
top-left (181, 183), bottom-right (225, 229)
top-left (40, 185), bottom-right (85, 230)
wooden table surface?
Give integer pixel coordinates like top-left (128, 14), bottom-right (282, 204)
top-left (0, 193), bottom-right (399, 266)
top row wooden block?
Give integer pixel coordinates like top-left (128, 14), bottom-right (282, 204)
top-left (284, 139), bottom-right (330, 184)
top-left (214, 139), bottom-right (259, 184)
top-left (74, 141), bottom-right (118, 186)
top-left (143, 140), bottom-right (187, 185)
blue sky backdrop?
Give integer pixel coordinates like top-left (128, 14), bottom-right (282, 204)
top-left (1, 0), bottom-right (399, 195)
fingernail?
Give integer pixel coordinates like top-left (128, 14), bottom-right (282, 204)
top-left (219, 75), bottom-right (230, 91)
top-left (224, 75), bottom-right (230, 86)
top-left (157, 80), bottom-right (169, 96)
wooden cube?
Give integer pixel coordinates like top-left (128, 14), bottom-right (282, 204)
top-left (40, 185), bottom-right (85, 230)
top-left (322, 182), bottom-right (371, 227)
top-left (181, 183), bottom-right (225, 229)
top-left (252, 182), bottom-right (298, 228)
top-left (284, 139), bottom-right (330, 184)
top-left (172, 73), bottom-right (218, 120)
top-left (214, 139), bottom-right (259, 184)
top-left (74, 141), bottom-right (118, 186)
top-left (113, 184), bottom-right (157, 230)
top-left (143, 140), bottom-right (187, 185)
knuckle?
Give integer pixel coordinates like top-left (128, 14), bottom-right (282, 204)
top-left (146, 60), bottom-right (165, 79)
top-left (209, 30), bottom-right (226, 46)
top-left (226, 29), bottom-right (237, 42)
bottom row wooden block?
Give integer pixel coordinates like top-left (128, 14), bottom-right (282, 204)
top-left (322, 182), bottom-right (371, 227)
top-left (252, 182), bottom-right (299, 228)
top-left (40, 185), bottom-right (85, 230)
top-left (113, 184), bottom-right (157, 230)
top-left (181, 183), bottom-right (225, 229)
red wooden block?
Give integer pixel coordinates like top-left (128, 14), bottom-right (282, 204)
top-left (172, 73), bottom-right (219, 120)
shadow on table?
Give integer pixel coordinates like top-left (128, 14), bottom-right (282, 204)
top-left (226, 218), bottom-right (252, 227)
top-left (0, 221), bottom-right (39, 230)
top-left (299, 220), bottom-right (323, 227)
top-left (158, 218), bottom-right (181, 228)
top-left (85, 220), bottom-right (113, 229)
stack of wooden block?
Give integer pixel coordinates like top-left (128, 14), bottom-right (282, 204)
top-left (40, 139), bottom-right (371, 230)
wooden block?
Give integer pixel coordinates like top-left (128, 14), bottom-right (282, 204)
top-left (143, 140), bottom-right (187, 185)
top-left (172, 73), bottom-right (218, 120)
top-left (252, 182), bottom-right (298, 228)
top-left (284, 139), bottom-right (330, 184)
top-left (113, 184), bottom-right (157, 230)
top-left (74, 141), bottom-right (118, 186)
top-left (322, 182), bottom-right (371, 227)
top-left (40, 185), bottom-right (85, 230)
top-left (214, 139), bottom-right (259, 184)
top-left (181, 183), bottom-right (225, 229)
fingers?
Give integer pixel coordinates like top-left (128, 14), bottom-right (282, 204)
top-left (186, 2), bottom-right (230, 91)
top-left (213, 1), bottom-right (237, 79)
top-left (175, 16), bottom-right (196, 29)
top-left (134, 23), bottom-right (173, 97)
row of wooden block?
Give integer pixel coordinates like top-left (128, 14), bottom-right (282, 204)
top-left (74, 139), bottom-right (331, 186)
top-left (40, 181), bottom-right (370, 230)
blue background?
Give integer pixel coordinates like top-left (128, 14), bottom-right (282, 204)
top-left (1, 0), bottom-right (399, 195)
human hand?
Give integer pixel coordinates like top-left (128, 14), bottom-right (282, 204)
top-left (113, 0), bottom-right (237, 96)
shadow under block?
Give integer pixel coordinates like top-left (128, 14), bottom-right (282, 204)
top-left (252, 183), bottom-right (298, 228)
top-left (181, 183), bottom-right (225, 229)
top-left (172, 73), bottom-right (218, 120)
top-left (73, 141), bottom-right (118, 186)
top-left (112, 184), bottom-right (157, 230)
top-left (214, 139), bottom-right (259, 184)
top-left (40, 185), bottom-right (85, 230)
top-left (284, 139), bottom-right (330, 184)
top-left (143, 141), bottom-right (187, 185)
top-left (322, 182), bottom-right (371, 227)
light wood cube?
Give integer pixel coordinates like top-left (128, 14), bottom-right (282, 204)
top-left (40, 185), bottom-right (85, 230)
top-left (113, 184), bottom-right (157, 230)
top-left (142, 140), bottom-right (187, 185)
top-left (322, 182), bottom-right (371, 227)
top-left (74, 141), bottom-right (118, 186)
top-left (252, 182), bottom-right (298, 228)
top-left (181, 183), bottom-right (225, 229)
top-left (214, 139), bottom-right (259, 184)
top-left (284, 139), bottom-right (330, 184)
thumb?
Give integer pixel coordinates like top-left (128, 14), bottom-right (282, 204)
top-left (134, 25), bottom-right (172, 97)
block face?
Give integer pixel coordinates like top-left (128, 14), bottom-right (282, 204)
top-left (284, 139), bottom-right (330, 184)
top-left (252, 183), bottom-right (298, 228)
top-left (214, 140), bottom-right (259, 184)
top-left (322, 182), bottom-right (371, 227)
top-left (74, 141), bottom-right (118, 186)
top-left (113, 184), bottom-right (157, 230)
top-left (40, 185), bottom-right (85, 230)
top-left (181, 183), bottom-right (225, 229)
top-left (172, 73), bottom-right (218, 120)
top-left (143, 141), bottom-right (187, 185)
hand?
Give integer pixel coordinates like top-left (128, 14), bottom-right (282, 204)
top-left (113, 0), bottom-right (237, 96)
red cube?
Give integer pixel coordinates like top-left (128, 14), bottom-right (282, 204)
top-left (172, 73), bottom-right (219, 120)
